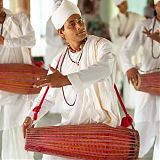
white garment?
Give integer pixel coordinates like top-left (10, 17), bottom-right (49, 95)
top-left (1, 127), bottom-right (34, 160)
top-left (120, 17), bottom-right (160, 159)
top-left (109, 11), bottom-right (144, 109)
top-left (44, 17), bottom-right (65, 69)
top-left (0, 8), bottom-right (36, 130)
top-left (0, 9), bottom-right (36, 159)
top-left (29, 35), bottom-right (121, 159)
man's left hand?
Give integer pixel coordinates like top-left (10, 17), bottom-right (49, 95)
top-left (33, 65), bottom-right (71, 88)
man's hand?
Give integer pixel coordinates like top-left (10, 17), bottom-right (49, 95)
top-left (0, 35), bottom-right (4, 45)
top-left (127, 68), bottom-right (139, 86)
top-left (23, 116), bottom-right (33, 138)
top-left (33, 65), bottom-right (71, 88)
top-left (143, 27), bottom-right (160, 43)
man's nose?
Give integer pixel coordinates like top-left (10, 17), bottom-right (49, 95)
top-left (75, 21), bottom-right (84, 30)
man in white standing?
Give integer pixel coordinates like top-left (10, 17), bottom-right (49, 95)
top-left (23, 0), bottom-right (121, 159)
top-left (120, 0), bottom-right (160, 159)
top-left (0, 0), bottom-right (36, 159)
top-left (109, 0), bottom-right (145, 109)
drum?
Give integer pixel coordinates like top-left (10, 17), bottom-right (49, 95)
top-left (134, 72), bottom-right (160, 95)
top-left (0, 64), bottom-right (47, 94)
top-left (25, 123), bottom-right (139, 160)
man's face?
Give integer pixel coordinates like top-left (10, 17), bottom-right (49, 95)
top-left (118, 1), bottom-right (128, 14)
top-left (155, 1), bottom-right (160, 16)
top-left (60, 14), bottom-right (87, 44)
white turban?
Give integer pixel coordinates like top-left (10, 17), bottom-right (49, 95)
top-left (154, 0), bottom-right (160, 4)
top-left (51, 0), bottom-right (81, 30)
top-left (113, 0), bottom-right (126, 5)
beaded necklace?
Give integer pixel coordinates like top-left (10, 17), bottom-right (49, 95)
top-left (60, 38), bottom-right (87, 106)
top-left (151, 17), bottom-right (160, 59)
top-left (67, 48), bottom-right (83, 66)
top-left (60, 48), bottom-right (77, 106)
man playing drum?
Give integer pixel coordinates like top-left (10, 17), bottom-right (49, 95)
top-left (23, 0), bottom-right (121, 159)
top-left (120, 0), bottom-right (160, 159)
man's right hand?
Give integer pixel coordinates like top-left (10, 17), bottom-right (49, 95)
top-left (23, 116), bottom-right (33, 139)
top-left (127, 67), bottom-right (139, 86)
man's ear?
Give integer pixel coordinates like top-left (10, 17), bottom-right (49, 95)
top-left (58, 29), bottom-right (65, 39)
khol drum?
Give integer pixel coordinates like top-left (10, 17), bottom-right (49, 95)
top-left (0, 64), bottom-right (47, 94)
top-left (134, 71), bottom-right (160, 95)
top-left (25, 60), bottom-right (139, 160)
top-left (25, 123), bottom-right (139, 160)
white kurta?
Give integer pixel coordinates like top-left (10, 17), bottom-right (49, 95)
top-left (30, 35), bottom-right (121, 159)
top-left (0, 9), bottom-right (36, 130)
top-left (109, 11), bottom-right (145, 109)
top-left (109, 12), bottom-right (144, 51)
top-left (120, 18), bottom-right (160, 159)
top-left (0, 9), bottom-right (36, 159)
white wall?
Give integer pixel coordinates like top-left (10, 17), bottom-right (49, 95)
top-left (30, 0), bottom-right (53, 56)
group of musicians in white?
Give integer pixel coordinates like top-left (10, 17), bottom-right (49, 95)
top-left (0, 0), bottom-right (159, 159)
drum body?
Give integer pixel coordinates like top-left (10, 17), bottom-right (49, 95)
top-left (134, 72), bottom-right (160, 95)
top-left (25, 123), bottom-right (139, 160)
top-left (0, 64), bottom-right (47, 94)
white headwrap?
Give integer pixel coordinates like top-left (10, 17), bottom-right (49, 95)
top-left (113, 0), bottom-right (126, 5)
top-left (154, 0), bottom-right (160, 4)
top-left (51, 0), bottom-right (81, 30)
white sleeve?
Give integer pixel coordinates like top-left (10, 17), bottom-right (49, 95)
top-left (68, 39), bottom-right (116, 92)
top-left (4, 13), bottom-right (36, 48)
top-left (120, 22), bottom-right (144, 73)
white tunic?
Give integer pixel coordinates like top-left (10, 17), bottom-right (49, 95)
top-left (0, 9), bottom-right (36, 130)
top-left (120, 17), bottom-right (160, 158)
top-left (109, 12), bottom-right (145, 109)
top-left (30, 35), bottom-right (121, 128)
top-left (31, 35), bottom-right (121, 159)
top-left (109, 12), bottom-right (144, 50)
